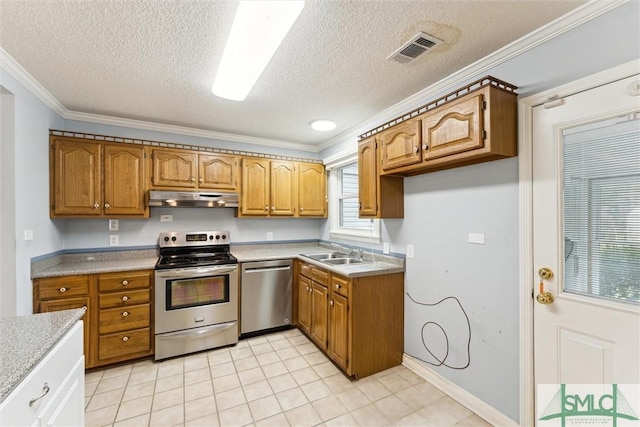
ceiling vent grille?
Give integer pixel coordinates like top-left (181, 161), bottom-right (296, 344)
top-left (387, 32), bottom-right (443, 64)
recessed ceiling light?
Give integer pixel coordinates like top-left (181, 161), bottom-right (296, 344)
top-left (310, 120), bottom-right (336, 131)
top-left (212, 1), bottom-right (305, 101)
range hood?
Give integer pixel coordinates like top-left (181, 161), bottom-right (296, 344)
top-left (148, 191), bottom-right (239, 208)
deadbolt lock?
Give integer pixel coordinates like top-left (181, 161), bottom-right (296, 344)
top-left (538, 267), bottom-right (554, 280)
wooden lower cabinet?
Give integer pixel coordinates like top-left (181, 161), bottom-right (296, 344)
top-left (295, 261), bottom-right (404, 379)
top-left (33, 269), bottom-right (153, 369)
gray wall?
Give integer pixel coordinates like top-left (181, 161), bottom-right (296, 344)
top-left (0, 72), bottom-right (65, 316)
top-left (319, 2), bottom-right (639, 422)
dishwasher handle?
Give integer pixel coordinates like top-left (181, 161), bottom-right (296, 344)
top-left (244, 265), bottom-right (292, 274)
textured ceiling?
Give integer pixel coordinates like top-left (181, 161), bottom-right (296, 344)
top-left (0, 0), bottom-right (585, 148)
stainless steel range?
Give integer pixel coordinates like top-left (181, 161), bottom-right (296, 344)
top-left (154, 231), bottom-right (238, 360)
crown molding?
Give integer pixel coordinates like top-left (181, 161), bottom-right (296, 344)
top-left (318, 0), bottom-right (630, 152)
top-left (0, 48), bottom-right (68, 117)
top-left (64, 110), bottom-right (319, 153)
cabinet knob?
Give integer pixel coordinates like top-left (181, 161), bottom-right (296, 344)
top-left (122, 311), bottom-right (129, 317)
top-left (300, 207), bottom-right (304, 212)
top-left (413, 146), bottom-right (419, 153)
top-left (264, 205), bottom-right (269, 211)
top-left (82, 305), bottom-right (88, 311)
top-left (59, 287), bottom-right (67, 293)
top-left (93, 203), bottom-right (99, 209)
top-left (122, 336), bottom-right (129, 342)
top-left (190, 178), bottom-right (196, 182)
top-left (330, 300), bottom-right (334, 306)
top-left (121, 280), bottom-right (129, 286)
top-left (422, 144), bottom-right (429, 150)
top-left (271, 206), bottom-right (275, 211)
top-left (334, 284), bottom-right (340, 289)
top-left (199, 178), bottom-right (203, 183)
top-left (122, 295), bottom-right (129, 302)
top-left (305, 286), bottom-right (309, 291)
top-left (104, 203), bottom-right (110, 208)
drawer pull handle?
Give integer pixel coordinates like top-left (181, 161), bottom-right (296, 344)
top-left (121, 280), bottom-right (129, 286)
top-left (122, 296), bottom-right (129, 302)
top-left (59, 287), bottom-right (67, 293)
top-left (122, 311), bottom-right (129, 317)
top-left (29, 382), bottom-right (50, 406)
top-left (122, 336), bottom-right (129, 342)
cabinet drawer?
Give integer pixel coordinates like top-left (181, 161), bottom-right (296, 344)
top-left (98, 271), bottom-right (150, 292)
top-left (99, 289), bottom-right (150, 309)
top-left (312, 268), bottom-right (330, 286)
top-left (299, 262), bottom-right (313, 279)
top-left (98, 328), bottom-right (151, 360)
top-left (99, 304), bottom-right (150, 334)
top-left (331, 275), bottom-right (350, 298)
top-left (37, 276), bottom-right (89, 299)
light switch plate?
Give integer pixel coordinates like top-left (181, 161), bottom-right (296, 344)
top-left (468, 232), bottom-right (485, 245)
top-left (24, 229), bottom-right (34, 241)
top-left (407, 244), bottom-right (414, 259)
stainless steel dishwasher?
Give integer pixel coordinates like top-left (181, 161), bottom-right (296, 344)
top-left (240, 260), bottom-right (292, 336)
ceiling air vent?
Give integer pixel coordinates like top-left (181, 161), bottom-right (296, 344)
top-left (387, 32), bottom-right (443, 64)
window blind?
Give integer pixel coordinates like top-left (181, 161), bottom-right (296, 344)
top-left (563, 116), bottom-right (640, 304)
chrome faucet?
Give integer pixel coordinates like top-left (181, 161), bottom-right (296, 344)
top-left (330, 242), bottom-right (362, 259)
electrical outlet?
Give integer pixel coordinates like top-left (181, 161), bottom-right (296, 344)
top-left (109, 219), bottom-right (119, 231)
top-left (383, 242), bottom-right (390, 254)
top-left (160, 215), bottom-right (173, 222)
top-left (109, 235), bottom-right (119, 246)
top-left (24, 229), bottom-right (34, 241)
top-left (407, 244), bottom-right (414, 259)
top-left (267, 232), bottom-right (273, 241)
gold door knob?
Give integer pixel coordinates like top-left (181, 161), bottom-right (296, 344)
top-left (536, 267), bottom-right (555, 304)
top-left (536, 292), bottom-right (555, 304)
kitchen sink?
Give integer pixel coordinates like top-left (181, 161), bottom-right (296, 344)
top-left (321, 257), bottom-right (367, 265)
top-left (300, 253), bottom-right (370, 265)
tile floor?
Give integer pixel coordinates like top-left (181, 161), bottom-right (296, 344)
top-left (84, 328), bottom-right (492, 427)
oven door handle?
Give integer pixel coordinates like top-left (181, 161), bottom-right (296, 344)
top-left (156, 266), bottom-right (238, 278)
top-left (157, 322), bottom-right (237, 339)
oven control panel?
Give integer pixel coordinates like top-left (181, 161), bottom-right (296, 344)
top-left (159, 231), bottom-right (230, 247)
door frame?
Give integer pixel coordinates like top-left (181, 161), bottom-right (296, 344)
top-left (517, 59), bottom-right (640, 426)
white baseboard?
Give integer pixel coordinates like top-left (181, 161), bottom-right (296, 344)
top-left (402, 354), bottom-right (519, 427)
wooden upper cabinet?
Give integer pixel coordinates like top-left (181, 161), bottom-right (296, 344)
top-left (422, 92), bottom-right (484, 161)
top-left (240, 158), bottom-right (270, 215)
top-left (270, 160), bottom-right (296, 216)
top-left (103, 144), bottom-right (146, 215)
top-left (380, 120), bottom-right (422, 171)
top-left (198, 154), bottom-right (239, 191)
top-left (297, 163), bottom-right (326, 217)
top-left (50, 136), bottom-right (147, 218)
top-left (358, 137), bottom-right (379, 217)
top-left (150, 148), bottom-right (197, 188)
top-left (51, 138), bottom-right (102, 216)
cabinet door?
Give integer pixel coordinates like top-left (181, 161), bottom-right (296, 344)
top-left (270, 160), bottom-right (296, 216)
top-left (298, 275), bottom-right (312, 335)
top-left (298, 163), bottom-right (326, 217)
top-left (329, 292), bottom-right (349, 372)
top-left (422, 93), bottom-right (484, 161)
top-left (358, 138), bottom-right (378, 217)
top-left (150, 148), bottom-right (197, 188)
top-left (380, 120), bottom-right (421, 171)
top-left (198, 154), bottom-right (239, 191)
top-left (40, 298), bottom-right (91, 367)
top-left (103, 144), bottom-right (146, 216)
top-left (241, 158), bottom-right (270, 215)
top-left (310, 282), bottom-right (328, 351)
top-left (51, 138), bottom-right (102, 216)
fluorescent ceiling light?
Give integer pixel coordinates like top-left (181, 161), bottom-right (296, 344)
top-left (310, 120), bottom-right (336, 131)
top-left (212, 1), bottom-right (305, 101)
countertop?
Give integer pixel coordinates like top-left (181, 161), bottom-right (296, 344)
top-left (31, 243), bottom-right (404, 279)
top-left (0, 308), bottom-right (85, 403)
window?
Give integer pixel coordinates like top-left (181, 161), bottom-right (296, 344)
top-left (328, 160), bottom-right (380, 243)
top-left (563, 116), bottom-right (639, 304)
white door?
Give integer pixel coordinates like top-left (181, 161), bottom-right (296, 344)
top-left (532, 74), bottom-right (640, 419)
